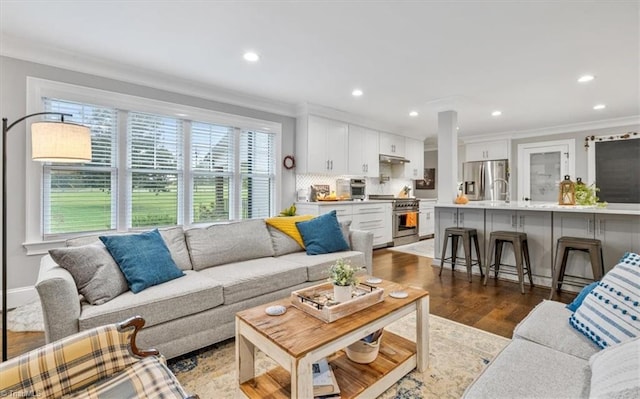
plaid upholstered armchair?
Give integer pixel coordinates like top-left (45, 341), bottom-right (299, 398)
top-left (0, 316), bottom-right (198, 399)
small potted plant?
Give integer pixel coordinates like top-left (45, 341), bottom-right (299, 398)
top-left (328, 259), bottom-right (359, 303)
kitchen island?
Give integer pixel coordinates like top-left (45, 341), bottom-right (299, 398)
top-left (434, 201), bottom-right (640, 290)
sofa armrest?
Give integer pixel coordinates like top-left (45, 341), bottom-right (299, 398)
top-left (35, 254), bottom-right (82, 343)
top-left (349, 229), bottom-right (374, 274)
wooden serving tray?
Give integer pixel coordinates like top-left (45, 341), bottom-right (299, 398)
top-left (290, 281), bottom-right (384, 323)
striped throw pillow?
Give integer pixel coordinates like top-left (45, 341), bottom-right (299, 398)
top-left (569, 261), bottom-right (640, 349)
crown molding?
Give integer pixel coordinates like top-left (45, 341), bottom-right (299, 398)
top-left (0, 34), bottom-right (297, 117)
top-left (460, 115), bottom-right (640, 144)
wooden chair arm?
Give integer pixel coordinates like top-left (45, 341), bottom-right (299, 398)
top-left (117, 315), bottom-right (159, 358)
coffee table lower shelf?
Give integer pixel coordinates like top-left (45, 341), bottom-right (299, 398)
top-left (239, 331), bottom-right (416, 399)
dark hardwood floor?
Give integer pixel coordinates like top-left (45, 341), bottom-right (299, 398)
top-left (1, 245), bottom-right (576, 360)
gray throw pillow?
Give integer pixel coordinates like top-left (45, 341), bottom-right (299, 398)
top-left (340, 220), bottom-right (352, 248)
top-left (49, 243), bottom-right (129, 305)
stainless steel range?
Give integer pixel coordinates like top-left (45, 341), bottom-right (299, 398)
top-left (368, 195), bottom-right (420, 246)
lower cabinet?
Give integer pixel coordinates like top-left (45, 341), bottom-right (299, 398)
top-left (551, 212), bottom-right (640, 277)
top-left (295, 202), bottom-right (392, 247)
top-left (434, 207), bottom-right (485, 274)
top-left (418, 201), bottom-right (435, 238)
top-left (485, 210), bottom-right (553, 283)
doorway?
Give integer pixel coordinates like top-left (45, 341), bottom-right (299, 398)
top-left (517, 139), bottom-right (575, 202)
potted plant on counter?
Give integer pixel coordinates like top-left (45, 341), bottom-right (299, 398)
top-left (328, 259), bottom-right (360, 303)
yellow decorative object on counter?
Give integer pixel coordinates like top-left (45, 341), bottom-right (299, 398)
top-left (455, 194), bottom-right (469, 204)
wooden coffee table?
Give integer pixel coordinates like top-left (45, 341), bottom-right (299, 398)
top-left (235, 278), bottom-right (429, 398)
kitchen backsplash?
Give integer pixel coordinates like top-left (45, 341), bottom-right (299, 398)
top-left (296, 172), bottom-right (414, 199)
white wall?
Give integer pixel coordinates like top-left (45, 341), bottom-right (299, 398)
top-left (0, 56), bottom-right (297, 307)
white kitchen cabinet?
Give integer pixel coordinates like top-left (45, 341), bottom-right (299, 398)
top-left (351, 202), bottom-right (392, 247)
top-left (294, 203), bottom-right (353, 223)
top-left (379, 132), bottom-right (405, 157)
top-left (295, 202), bottom-right (394, 247)
top-left (465, 139), bottom-right (509, 161)
top-left (296, 115), bottom-right (348, 174)
top-left (404, 137), bottom-right (425, 179)
top-left (434, 207), bottom-right (485, 274)
top-left (348, 125), bottom-right (379, 177)
top-left (485, 209), bottom-right (553, 282)
top-left (418, 201), bottom-right (435, 238)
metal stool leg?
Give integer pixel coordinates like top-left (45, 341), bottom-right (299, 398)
top-left (513, 239), bottom-right (525, 294)
top-left (439, 233), bottom-right (450, 277)
top-left (484, 237), bottom-right (496, 285)
top-left (588, 246), bottom-right (604, 281)
top-left (523, 239), bottom-right (534, 287)
top-left (463, 232), bottom-right (473, 282)
top-left (495, 240), bottom-right (504, 279)
top-left (550, 240), bottom-right (563, 299)
top-left (473, 234), bottom-right (484, 279)
top-left (451, 235), bottom-right (459, 271)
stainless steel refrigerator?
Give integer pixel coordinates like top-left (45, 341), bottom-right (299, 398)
top-left (463, 159), bottom-right (510, 201)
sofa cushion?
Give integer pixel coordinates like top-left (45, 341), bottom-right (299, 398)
top-left (49, 243), bottom-right (129, 305)
top-left (185, 219), bottom-right (275, 271)
top-left (68, 356), bottom-right (190, 399)
top-left (296, 211), bottom-right (350, 255)
top-left (570, 261), bottom-right (640, 349)
top-left (267, 225), bottom-right (305, 257)
top-left (278, 251), bottom-right (366, 282)
top-left (513, 300), bottom-right (600, 360)
top-left (100, 230), bottom-right (185, 294)
top-left (265, 215), bottom-right (314, 247)
top-left (197, 257), bottom-right (307, 305)
top-left (79, 271), bottom-right (223, 330)
top-left (589, 337), bottom-right (640, 398)
top-left (463, 339), bottom-right (590, 399)
top-left (66, 226), bottom-right (193, 271)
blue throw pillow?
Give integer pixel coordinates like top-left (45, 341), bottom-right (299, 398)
top-left (566, 281), bottom-right (599, 312)
top-left (296, 210), bottom-right (350, 255)
top-left (100, 229), bottom-right (184, 293)
top-left (569, 261), bottom-right (640, 349)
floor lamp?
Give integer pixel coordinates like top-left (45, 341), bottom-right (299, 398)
top-left (2, 112), bottom-right (91, 362)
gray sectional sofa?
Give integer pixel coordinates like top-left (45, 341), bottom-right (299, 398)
top-left (35, 219), bottom-right (373, 359)
top-left (464, 300), bottom-right (609, 398)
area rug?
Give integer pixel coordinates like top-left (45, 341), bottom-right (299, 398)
top-left (6, 300), bottom-right (44, 332)
top-left (168, 313), bottom-right (509, 398)
top-left (387, 238), bottom-right (435, 258)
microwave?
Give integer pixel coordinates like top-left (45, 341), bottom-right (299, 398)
top-left (350, 178), bottom-right (366, 200)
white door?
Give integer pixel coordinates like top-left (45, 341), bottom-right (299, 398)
top-left (518, 140), bottom-right (575, 202)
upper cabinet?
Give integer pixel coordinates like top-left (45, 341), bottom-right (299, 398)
top-left (404, 137), bottom-right (424, 179)
top-left (465, 139), bottom-right (509, 161)
top-left (348, 125), bottom-right (379, 177)
top-left (296, 115), bottom-right (349, 174)
top-left (379, 132), bottom-right (405, 157)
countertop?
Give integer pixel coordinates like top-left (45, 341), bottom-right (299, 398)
top-left (295, 200), bottom-right (392, 205)
top-left (434, 200), bottom-right (640, 216)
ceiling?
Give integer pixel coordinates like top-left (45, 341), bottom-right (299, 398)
top-left (1, 1), bottom-right (638, 140)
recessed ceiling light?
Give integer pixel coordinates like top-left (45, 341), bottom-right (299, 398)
top-left (456, 126), bottom-right (460, 130)
top-left (409, 111), bottom-right (419, 117)
top-left (491, 110), bottom-right (502, 117)
top-left (578, 75), bottom-right (595, 83)
top-left (352, 89), bottom-right (363, 97)
top-left (593, 104), bottom-right (606, 110)
top-left (243, 52), bottom-right (260, 62)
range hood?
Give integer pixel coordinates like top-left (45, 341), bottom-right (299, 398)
top-left (379, 154), bottom-right (411, 164)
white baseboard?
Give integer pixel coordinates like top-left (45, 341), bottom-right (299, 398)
top-left (1, 286), bottom-right (38, 311)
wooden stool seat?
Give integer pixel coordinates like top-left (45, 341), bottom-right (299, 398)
top-left (549, 236), bottom-right (604, 299)
top-left (484, 230), bottom-right (533, 294)
top-left (439, 227), bottom-right (483, 282)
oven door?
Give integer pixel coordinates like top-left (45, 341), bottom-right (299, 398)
top-left (393, 210), bottom-right (419, 238)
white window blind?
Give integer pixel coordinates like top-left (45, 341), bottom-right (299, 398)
top-left (191, 121), bottom-right (234, 222)
top-left (42, 98), bottom-right (117, 236)
top-left (128, 112), bottom-right (183, 228)
top-left (240, 130), bottom-right (275, 219)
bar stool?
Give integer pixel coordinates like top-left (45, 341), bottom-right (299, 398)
top-left (439, 227), bottom-right (483, 282)
top-left (484, 231), bottom-right (533, 294)
top-left (549, 236), bottom-right (604, 300)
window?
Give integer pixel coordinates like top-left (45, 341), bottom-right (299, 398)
top-left (43, 98), bottom-right (118, 236)
top-left (128, 112), bottom-right (183, 227)
top-left (35, 88), bottom-right (279, 240)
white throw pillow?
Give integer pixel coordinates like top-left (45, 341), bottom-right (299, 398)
top-left (589, 337), bottom-right (640, 398)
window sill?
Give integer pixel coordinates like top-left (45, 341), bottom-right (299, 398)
top-left (23, 239), bottom-right (66, 256)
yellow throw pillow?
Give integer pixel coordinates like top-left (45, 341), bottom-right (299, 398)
top-left (265, 215), bottom-right (315, 248)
